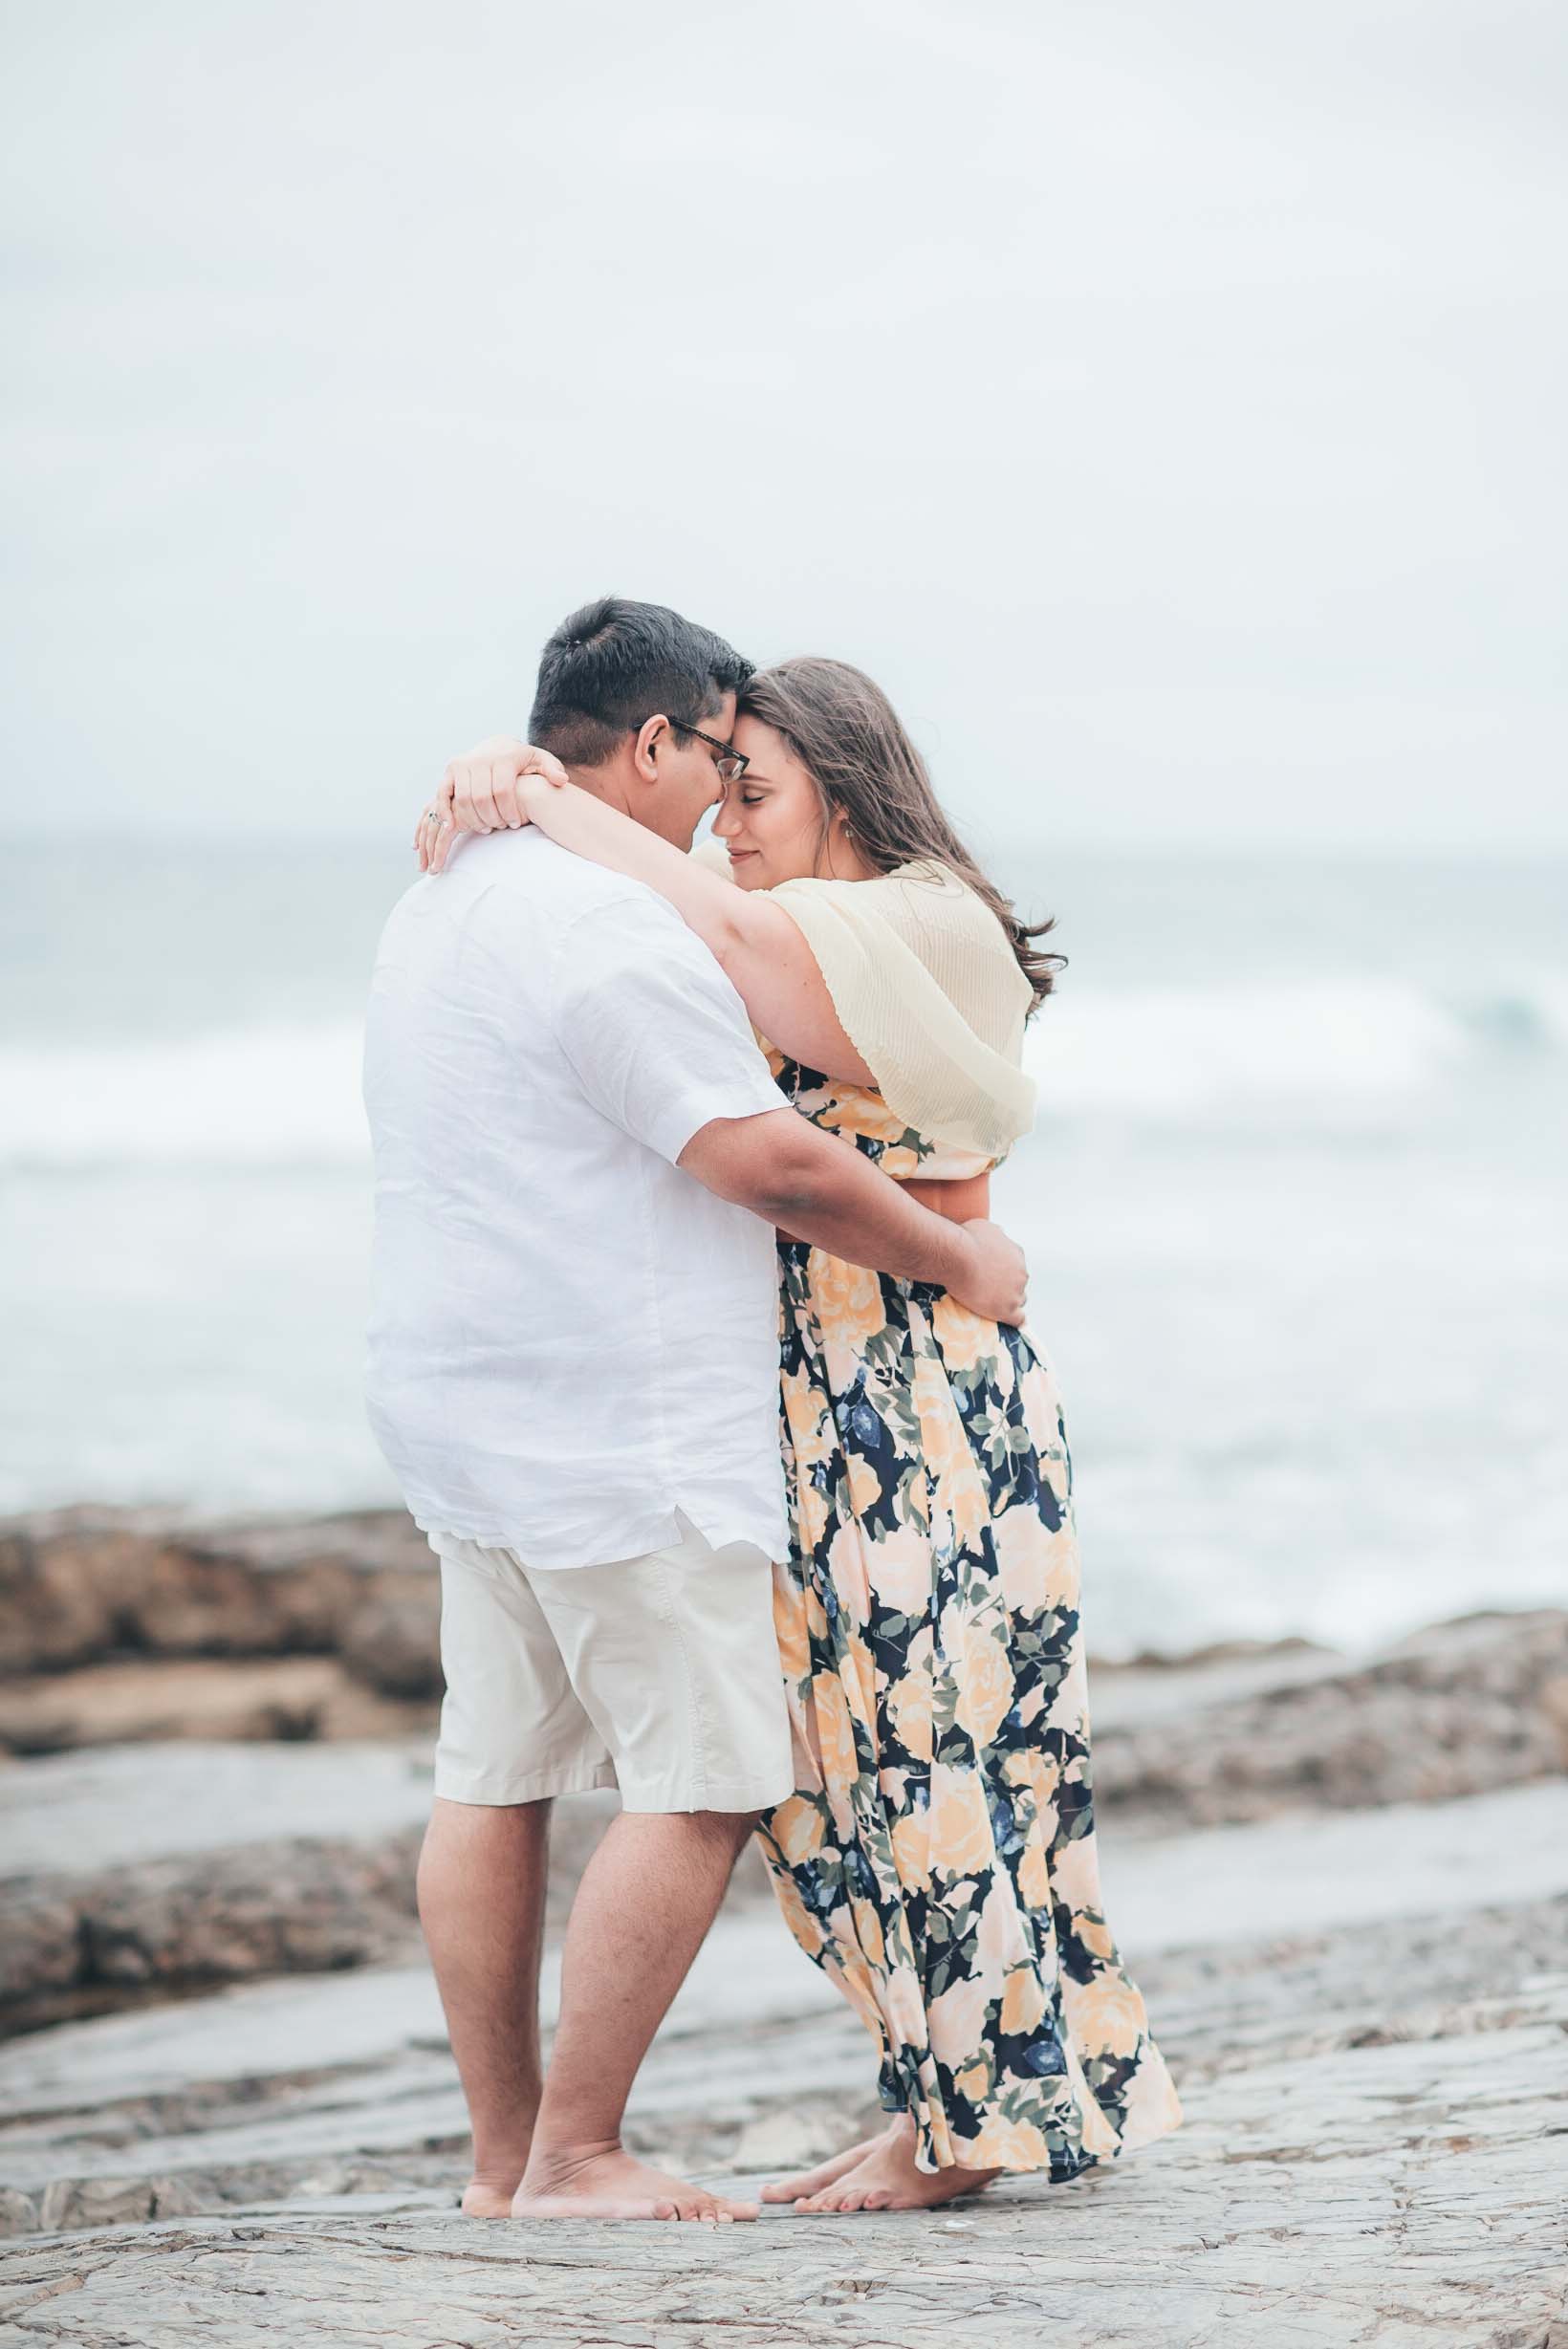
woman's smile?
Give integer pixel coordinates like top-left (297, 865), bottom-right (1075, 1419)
top-left (710, 714), bottom-right (878, 889)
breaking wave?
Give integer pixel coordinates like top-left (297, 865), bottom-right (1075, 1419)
top-left (3, 975), bottom-right (1562, 1166)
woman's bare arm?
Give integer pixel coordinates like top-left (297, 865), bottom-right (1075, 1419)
top-left (512, 775), bottom-right (876, 1083)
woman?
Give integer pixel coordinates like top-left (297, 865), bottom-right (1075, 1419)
top-left (419, 660), bottom-right (1182, 2211)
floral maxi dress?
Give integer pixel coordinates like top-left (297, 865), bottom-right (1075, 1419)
top-left (756, 1055), bottom-right (1183, 2177)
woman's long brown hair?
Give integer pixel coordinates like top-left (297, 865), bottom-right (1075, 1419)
top-left (737, 657), bottom-right (1063, 1011)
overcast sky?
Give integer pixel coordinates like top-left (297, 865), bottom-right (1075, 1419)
top-left (3, 0), bottom-right (1564, 852)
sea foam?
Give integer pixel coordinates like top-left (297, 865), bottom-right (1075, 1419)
top-left (1, 975), bottom-right (1559, 1166)
top-left (0, 1021), bottom-right (371, 1167)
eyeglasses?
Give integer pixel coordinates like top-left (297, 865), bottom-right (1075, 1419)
top-left (632, 718), bottom-right (749, 783)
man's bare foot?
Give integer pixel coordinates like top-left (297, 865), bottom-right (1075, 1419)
top-left (793, 2116), bottom-right (1000, 2213)
top-left (512, 2142), bottom-right (758, 2224)
top-left (761, 2128), bottom-right (891, 2204)
top-left (459, 2164), bottom-right (528, 2218)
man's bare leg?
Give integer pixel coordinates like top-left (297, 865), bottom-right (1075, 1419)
top-left (417, 1795), bottom-right (552, 2217)
top-left (512, 1808), bottom-right (758, 2223)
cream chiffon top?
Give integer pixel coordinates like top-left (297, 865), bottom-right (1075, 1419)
top-left (690, 838), bottom-right (1037, 1163)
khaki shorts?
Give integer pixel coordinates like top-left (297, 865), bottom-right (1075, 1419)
top-left (427, 1512), bottom-right (794, 1815)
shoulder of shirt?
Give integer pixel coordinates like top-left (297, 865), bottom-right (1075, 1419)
top-left (447, 833), bottom-right (683, 932)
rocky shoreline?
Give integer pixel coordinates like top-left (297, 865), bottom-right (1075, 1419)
top-left (1, 1505), bottom-right (1565, 2343)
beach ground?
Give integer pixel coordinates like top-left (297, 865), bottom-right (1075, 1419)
top-left (2, 1511), bottom-right (1565, 2346)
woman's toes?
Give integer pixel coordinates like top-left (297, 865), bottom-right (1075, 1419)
top-left (762, 2137), bottom-right (884, 2203)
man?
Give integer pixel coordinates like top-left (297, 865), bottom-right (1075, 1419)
top-left (363, 596), bottom-right (1026, 2225)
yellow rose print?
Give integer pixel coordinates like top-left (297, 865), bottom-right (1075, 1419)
top-left (1000, 1965), bottom-right (1048, 2037)
top-left (885, 1647), bottom-right (933, 1764)
top-left (928, 1765), bottom-right (994, 1880)
top-left (807, 1249), bottom-right (887, 1349)
top-left (771, 1794), bottom-right (826, 1866)
top-left (955, 2055), bottom-right (992, 2103)
top-left (954, 1619), bottom-right (1014, 1748)
top-left (890, 1807), bottom-right (931, 1891)
top-left (931, 1295), bottom-right (992, 1376)
top-left (811, 1667), bottom-right (860, 1793)
top-left (1015, 1835), bottom-right (1051, 1909)
top-left (851, 1896), bottom-right (886, 1968)
top-left (771, 1566), bottom-right (812, 1686)
top-left (756, 1055), bottom-right (1182, 2183)
top-left (969, 2114), bottom-right (1054, 2170)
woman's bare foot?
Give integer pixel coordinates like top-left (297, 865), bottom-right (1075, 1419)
top-left (794, 2116), bottom-right (1000, 2213)
top-left (511, 2142), bottom-right (758, 2224)
top-left (460, 2150), bottom-right (534, 2217)
top-left (761, 2128), bottom-right (893, 2205)
top-left (460, 2175), bottom-right (522, 2218)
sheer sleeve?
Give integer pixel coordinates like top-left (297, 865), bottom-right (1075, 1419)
top-left (767, 860), bottom-right (1036, 1160)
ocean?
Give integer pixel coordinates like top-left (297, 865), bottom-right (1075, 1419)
top-left (3, 838), bottom-right (1564, 1658)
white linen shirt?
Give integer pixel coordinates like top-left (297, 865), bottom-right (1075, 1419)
top-left (362, 829), bottom-right (790, 1568)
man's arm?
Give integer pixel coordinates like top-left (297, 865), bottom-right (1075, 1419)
top-left (679, 1110), bottom-right (1027, 1325)
top-left (420, 746), bottom-right (872, 1082)
top-left (547, 894), bottom-right (1026, 1323)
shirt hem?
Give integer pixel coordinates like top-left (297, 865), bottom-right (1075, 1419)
top-left (414, 1500), bottom-right (790, 1572)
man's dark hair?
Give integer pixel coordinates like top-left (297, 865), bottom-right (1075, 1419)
top-left (528, 596), bottom-right (753, 768)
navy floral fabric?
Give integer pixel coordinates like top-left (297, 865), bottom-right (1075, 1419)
top-left (754, 1056), bottom-right (1183, 2176)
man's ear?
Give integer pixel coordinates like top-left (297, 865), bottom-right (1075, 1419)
top-left (631, 714), bottom-right (669, 785)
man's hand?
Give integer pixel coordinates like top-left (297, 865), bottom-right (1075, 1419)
top-left (950, 1220), bottom-right (1029, 1327)
top-left (416, 738), bottom-right (570, 872)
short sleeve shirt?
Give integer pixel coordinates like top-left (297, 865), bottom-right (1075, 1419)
top-left (362, 829), bottom-right (790, 1567)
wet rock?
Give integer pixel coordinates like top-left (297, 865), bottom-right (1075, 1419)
top-left (37, 2175), bottom-right (158, 2233)
top-left (3, 1828), bottom-right (425, 2018)
top-left (0, 2186), bottom-right (38, 2235)
top-left (0, 1742), bottom-right (436, 2018)
top-left (0, 1887), bottom-right (1564, 2343)
top-left (4, 1783), bottom-right (1565, 2230)
top-left (1094, 1608), bottom-right (1568, 1828)
top-left (338, 1591), bottom-right (446, 1702)
top-left (0, 1656), bottom-right (436, 1756)
top-left (0, 1508), bottom-right (437, 1691)
top-left (0, 1746), bottom-right (629, 2022)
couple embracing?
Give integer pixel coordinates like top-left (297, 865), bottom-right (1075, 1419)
top-left (361, 595), bottom-right (1181, 2225)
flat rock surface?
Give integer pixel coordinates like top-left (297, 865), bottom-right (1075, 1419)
top-left (1, 1939), bottom-right (1564, 2344)
top-left (4, 1782), bottom-right (1567, 2346)
top-left (1, 1739), bottom-right (435, 1876)
top-left (9, 1663), bottom-right (1568, 2011)
top-left (4, 1589), bottom-right (1566, 2341)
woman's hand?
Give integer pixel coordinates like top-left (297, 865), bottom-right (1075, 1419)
top-left (415, 738), bottom-right (570, 873)
top-left (952, 1220), bottom-right (1030, 1327)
